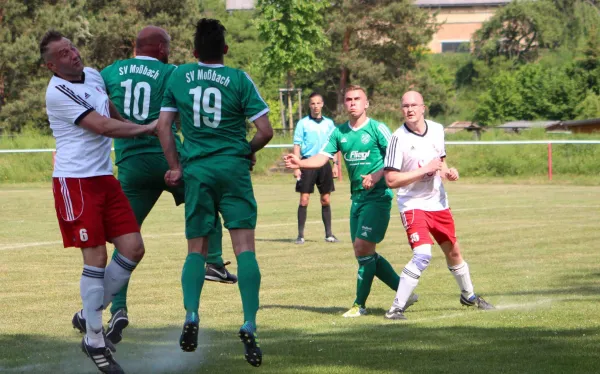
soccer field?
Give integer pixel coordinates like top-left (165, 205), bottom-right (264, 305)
top-left (1, 177), bottom-right (599, 374)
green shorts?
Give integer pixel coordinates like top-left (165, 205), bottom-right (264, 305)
top-left (349, 198), bottom-right (391, 244)
top-left (184, 156), bottom-right (257, 239)
top-left (118, 153), bottom-right (223, 248)
top-left (118, 153), bottom-right (185, 225)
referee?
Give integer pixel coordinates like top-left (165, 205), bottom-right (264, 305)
top-left (292, 92), bottom-right (339, 244)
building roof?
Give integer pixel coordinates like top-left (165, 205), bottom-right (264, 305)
top-left (415, 0), bottom-right (511, 7)
top-left (546, 118), bottom-right (600, 131)
top-left (445, 121), bottom-right (482, 133)
top-left (495, 120), bottom-right (559, 129)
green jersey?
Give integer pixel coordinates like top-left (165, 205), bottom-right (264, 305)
top-left (161, 62), bottom-right (269, 162)
top-left (322, 118), bottom-right (393, 200)
top-left (101, 56), bottom-right (180, 163)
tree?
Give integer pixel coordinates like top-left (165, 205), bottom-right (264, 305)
top-left (322, 0), bottom-right (437, 115)
top-left (473, 0), bottom-right (567, 63)
top-left (255, 0), bottom-right (330, 129)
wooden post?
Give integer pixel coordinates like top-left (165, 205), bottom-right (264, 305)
top-left (287, 90), bottom-right (294, 131)
top-left (547, 142), bottom-right (553, 181)
top-left (279, 90), bottom-right (286, 132)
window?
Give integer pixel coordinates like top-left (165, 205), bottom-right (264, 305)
top-left (441, 41), bottom-right (470, 53)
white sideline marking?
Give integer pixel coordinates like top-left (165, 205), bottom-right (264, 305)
top-left (1, 204), bottom-right (598, 251)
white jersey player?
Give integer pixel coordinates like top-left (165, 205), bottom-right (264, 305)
top-left (41, 29), bottom-right (155, 373)
top-left (382, 90), bottom-right (494, 320)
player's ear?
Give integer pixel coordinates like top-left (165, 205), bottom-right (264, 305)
top-left (365, 100), bottom-right (370, 109)
top-left (223, 44), bottom-right (229, 56)
top-left (193, 50), bottom-right (199, 59)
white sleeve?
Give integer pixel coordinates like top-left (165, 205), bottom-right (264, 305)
top-left (384, 134), bottom-right (403, 171)
top-left (439, 128), bottom-right (447, 158)
top-left (46, 85), bottom-right (94, 125)
top-left (85, 68), bottom-right (107, 92)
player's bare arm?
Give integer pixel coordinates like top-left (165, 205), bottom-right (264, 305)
top-left (78, 110), bottom-right (156, 138)
top-left (284, 153), bottom-right (330, 170)
top-left (156, 111), bottom-right (181, 186)
top-left (249, 114), bottom-right (274, 154)
top-left (441, 160), bottom-right (459, 181)
top-left (292, 144), bottom-right (302, 179)
top-left (384, 158), bottom-right (443, 188)
top-left (361, 168), bottom-right (384, 190)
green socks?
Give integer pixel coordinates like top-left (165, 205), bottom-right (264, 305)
top-left (109, 248), bottom-right (128, 314)
top-left (205, 217), bottom-right (225, 267)
top-left (354, 255), bottom-right (377, 307)
top-left (375, 254), bottom-right (400, 291)
top-left (237, 251), bottom-right (261, 325)
top-left (182, 252), bottom-right (206, 313)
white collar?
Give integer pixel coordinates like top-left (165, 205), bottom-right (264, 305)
top-left (347, 117), bottom-right (370, 131)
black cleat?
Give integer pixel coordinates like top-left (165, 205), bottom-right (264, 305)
top-left (205, 261), bottom-right (238, 284)
top-left (239, 322), bottom-right (262, 367)
top-left (72, 309), bottom-right (86, 334)
top-left (106, 309), bottom-right (129, 345)
top-left (72, 310), bottom-right (116, 352)
top-left (460, 294), bottom-right (495, 310)
top-left (81, 337), bottom-right (124, 374)
top-left (179, 313), bottom-right (199, 352)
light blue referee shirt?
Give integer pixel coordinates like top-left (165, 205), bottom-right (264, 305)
top-left (293, 115), bottom-right (336, 158)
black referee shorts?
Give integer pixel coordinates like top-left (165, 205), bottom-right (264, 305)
top-left (295, 161), bottom-right (335, 194)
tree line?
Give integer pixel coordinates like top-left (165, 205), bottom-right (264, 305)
top-left (1, 0), bottom-right (599, 134)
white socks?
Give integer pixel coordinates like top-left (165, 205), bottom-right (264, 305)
top-left (81, 265), bottom-right (104, 348)
top-left (103, 252), bottom-right (138, 308)
top-left (449, 262), bottom-right (475, 299)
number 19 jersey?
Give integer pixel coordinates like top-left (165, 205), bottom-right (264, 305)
top-left (160, 62), bottom-right (269, 162)
top-left (101, 56), bottom-right (178, 163)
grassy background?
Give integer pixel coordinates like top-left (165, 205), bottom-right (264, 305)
top-left (0, 176), bottom-right (599, 373)
top-left (2, 128), bottom-right (600, 183)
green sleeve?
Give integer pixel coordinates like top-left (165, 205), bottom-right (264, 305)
top-left (160, 71), bottom-right (177, 110)
top-left (240, 71), bottom-right (269, 121)
top-left (375, 121), bottom-right (393, 150)
top-left (321, 127), bottom-right (340, 156)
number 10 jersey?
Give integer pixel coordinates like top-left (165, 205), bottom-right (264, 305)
top-left (101, 56), bottom-right (178, 164)
top-left (160, 62), bottom-right (269, 162)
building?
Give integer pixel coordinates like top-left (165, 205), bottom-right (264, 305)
top-left (546, 118), bottom-right (600, 134)
top-left (415, 0), bottom-right (511, 53)
top-left (495, 120), bottom-right (559, 133)
top-left (226, 0), bottom-right (255, 11)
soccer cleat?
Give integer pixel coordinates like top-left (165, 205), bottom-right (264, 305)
top-left (384, 307), bottom-right (407, 320)
top-left (72, 309), bottom-right (86, 334)
top-left (404, 293), bottom-right (419, 311)
top-left (238, 322), bottom-right (262, 367)
top-left (294, 236), bottom-right (305, 245)
top-left (205, 261), bottom-right (238, 284)
top-left (342, 303), bottom-right (367, 318)
top-left (72, 310), bottom-right (116, 352)
top-left (385, 293), bottom-right (419, 320)
top-left (81, 337), bottom-right (124, 374)
top-left (460, 294), bottom-right (495, 310)
top-left (325, 235), bottom-right (340, 243)
top-left (179, 312), bottom-right (199, 352)
top-left (106, 308), bottom-right (129, 345)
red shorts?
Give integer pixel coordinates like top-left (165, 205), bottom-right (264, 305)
top-left (400, 209), bottom-right (457, 249)
top-left (52, 176), bottom-right (139, 248)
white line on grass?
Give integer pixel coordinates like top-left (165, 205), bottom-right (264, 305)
top-left (2, 204), bottom-right (598, 251)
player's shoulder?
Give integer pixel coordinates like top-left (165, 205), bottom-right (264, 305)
top-left (391, 123), bottom-right (407, 137)
top-left (84, 67), bottom-right (102, 79)
top-left (322, 116), bottom-right (335, 125)
top-left (425, 119), bottom-right (445, 132)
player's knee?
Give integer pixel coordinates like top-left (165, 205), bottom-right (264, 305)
top-left (320, 195), bottom-right (330, 206)
top-left (412, 244), bottom-right (432, 272)
top-left (299, 196), bottom-right (310, 206)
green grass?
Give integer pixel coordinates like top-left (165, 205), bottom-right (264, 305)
top-left (1, 177), bottom-right (600, 373)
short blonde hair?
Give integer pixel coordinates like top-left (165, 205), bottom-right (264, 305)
top-left (345, 84), bottom-right (366, 95)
